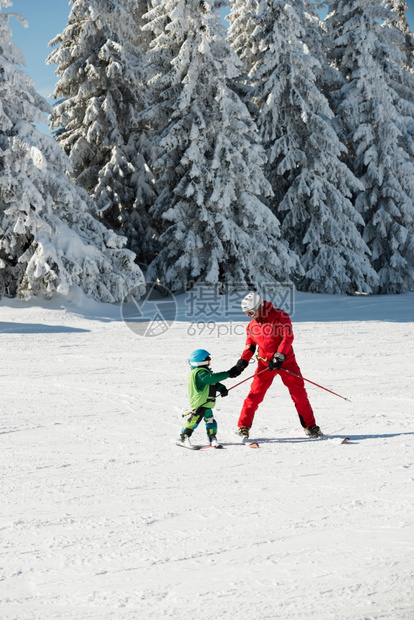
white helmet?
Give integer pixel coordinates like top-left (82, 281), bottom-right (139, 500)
top-left (241, 292), bottom-right (262, 314)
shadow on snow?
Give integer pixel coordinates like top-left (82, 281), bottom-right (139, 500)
top-left (0, 322), bottom-right (89, 334)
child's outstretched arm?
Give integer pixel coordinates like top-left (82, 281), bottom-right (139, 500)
top-left (196, 368), bottom-right (229, 388)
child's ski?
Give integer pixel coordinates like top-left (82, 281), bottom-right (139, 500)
top-left (175, 437), bottom-right (258, 450)
top-left (176, 440), bottom-right (202, 450)
top-left (175, 440), bottom-right (224, 450)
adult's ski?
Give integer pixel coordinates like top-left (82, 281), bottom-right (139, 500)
top-left (234, 432), bottom-right (260, 448)
top-left (243, 441), bottom-right (260, 448)
top-left (306, 435), bottom-right (350, 444)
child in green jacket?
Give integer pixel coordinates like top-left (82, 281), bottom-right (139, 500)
top-left (178, 349), bottom-right (242, 448)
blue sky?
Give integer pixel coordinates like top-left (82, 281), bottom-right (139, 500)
top-left (8, 1), bottom-right (70, 100)
top-left (6, 0), bottom-right (414, 112)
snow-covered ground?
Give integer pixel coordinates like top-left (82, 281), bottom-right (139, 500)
top-left (1, 288), bottom-right (413, 620)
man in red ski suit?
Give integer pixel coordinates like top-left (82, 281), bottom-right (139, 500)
top-left (234, 292), bottom-right (323, 439)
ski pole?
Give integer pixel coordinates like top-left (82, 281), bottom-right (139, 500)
top-left (280, 368), bottom-right (350, 401)
top-left (228, 368), bottom-right (268, 391)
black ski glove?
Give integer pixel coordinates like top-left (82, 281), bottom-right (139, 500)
top-left (228, 359), bottom-right (248, 378)
top-left (268, 352), bottom-right (285, 371)
top-left (220, 387), bottom-right (229, 397)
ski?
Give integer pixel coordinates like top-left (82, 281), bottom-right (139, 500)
top-left (176, 441), bottom-right (202, 450)
top-left (306, 435), bottom-right (350, 445)
top-left (229, 430), bottom-right (347, 447)
top-left (175, 441), bottom-right (224, 450)
top-left (233, 430), bottom-right (259, 448)
top-left (235, 438), bottom-right (260, 448)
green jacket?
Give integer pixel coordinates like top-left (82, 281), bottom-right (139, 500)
top-left (188, 367), bottom-right (229, 410)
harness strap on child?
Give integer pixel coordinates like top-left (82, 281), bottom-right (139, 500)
top-left (182, 384), bottom-right (217, 418)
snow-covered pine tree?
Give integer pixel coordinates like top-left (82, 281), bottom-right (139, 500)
top-left (385, 0), bottom-right (414, 71)
top-left (230, 0), bottom-right (377, 294)
top-left (326, 0), bottom-right (414, 293)
top-left (47, 0), bottom-right (156, 265)
top-left (141, 0), bottom-right (299, 292)
top-left (0, 3), bottom-right (144, 301)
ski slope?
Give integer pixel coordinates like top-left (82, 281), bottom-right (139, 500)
top-left (1, 288), bottom-right (413, 620)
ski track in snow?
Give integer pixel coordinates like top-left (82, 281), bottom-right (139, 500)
top-left (1, 292), bottom-right (413, 620)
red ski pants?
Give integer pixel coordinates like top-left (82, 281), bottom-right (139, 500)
top-left (237, 356), bottom-right (315, 429)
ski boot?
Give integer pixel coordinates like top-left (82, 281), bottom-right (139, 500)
top-left (179, 432), bottom-right (193, 447)
top-left (236, 426), bottom-right (250, 441)
top-left (304, 424), bottom-right (324, 438)
top-left (209, 435), bottom-right (223, 449)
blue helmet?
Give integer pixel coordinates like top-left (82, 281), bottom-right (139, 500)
top-left (188, 349), bottom-right (211, 367)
